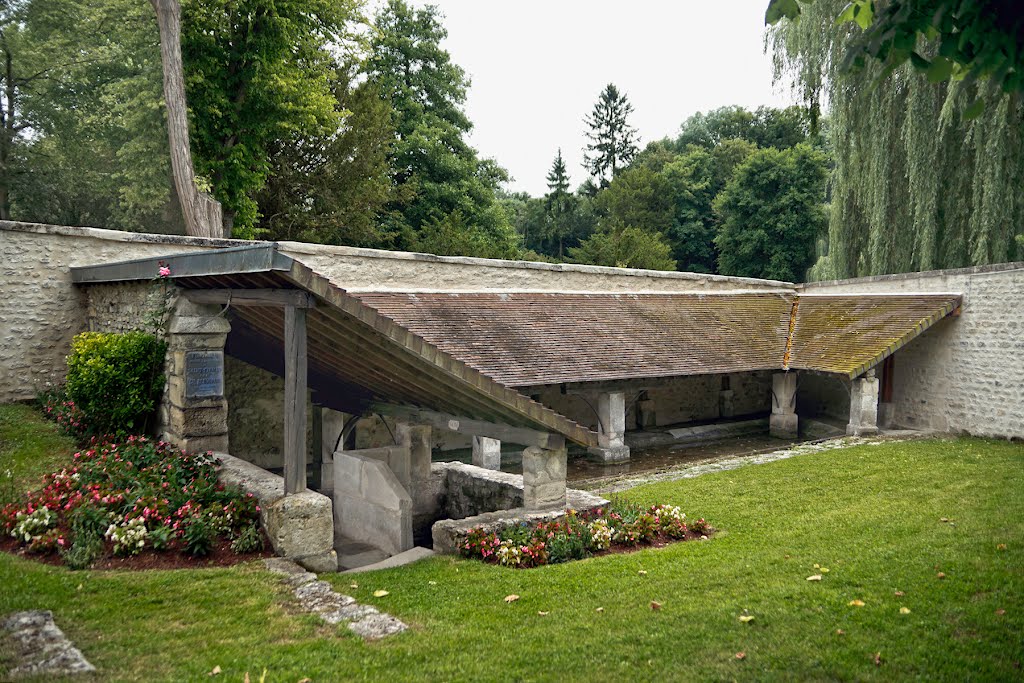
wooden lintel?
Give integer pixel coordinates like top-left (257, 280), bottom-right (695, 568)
top-left (372, 404), bottom-right (565, 450)
top-left (183, 288), bottom-right (315, 308)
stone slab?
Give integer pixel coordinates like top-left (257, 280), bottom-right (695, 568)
top-left (2, 610), bottom-right (95, 679)
top-left (343, 546), bottom-right (435, 574)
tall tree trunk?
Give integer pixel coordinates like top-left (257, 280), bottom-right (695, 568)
top-left (150, 0), bottom-right (224, 238)
top-left (0, 38), bottom-right (14, 220)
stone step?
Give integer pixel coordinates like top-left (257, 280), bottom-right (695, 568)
top-left (336, 539), bottom-right (389, 570)
top-left (343, 546), bottom-right (435, 574)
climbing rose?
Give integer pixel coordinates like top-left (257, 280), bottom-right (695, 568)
top-left (158, 266), bottom-right (171, 278)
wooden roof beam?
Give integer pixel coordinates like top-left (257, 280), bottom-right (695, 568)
top-left (372, 404), bottom-right (566, 450)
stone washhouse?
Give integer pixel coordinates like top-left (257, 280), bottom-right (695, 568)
top-left (3, 222), bottom-right (1022, 571)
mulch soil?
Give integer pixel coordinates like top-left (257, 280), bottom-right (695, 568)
top-left (0, 535), bottom-right (274, 571)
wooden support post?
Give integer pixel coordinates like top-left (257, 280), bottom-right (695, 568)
top-left (310, 404), bottom-right (323, 491)
top-left (284, 305), bottom-right (308, 494)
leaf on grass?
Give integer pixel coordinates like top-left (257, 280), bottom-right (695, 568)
top-left (208, 666), bottom-right (221, 676)
top-left (504, 594), bottom-right (519, 603)
top-left (349, 583), bottom-right (358, 589)
top-left (849, 599), bottom-right (866, 607)
top-left (996, 608), bottom-right (1006, 615)
top-left (537, 611), bottom-right (549, 616)
top-left (874, 652), bottom-right (883, 667)
top-left (429, 580), bottom-right (438, 585)
top-left (738, 615), bottom-right (755, 623)
top-left (997, 544), bottom-right (1007, 551)
top-left (735, 652), bottom-right (746, 660)
top-left (936, 572), bottom-right (946, 580)
top-left (650, 601), bottom-right (662, 611)
top-left (595, 607), bottom-right (604, 613)
top-left (243, 674), bottom-right (250, 683)
top-left (894, 591), bottom-right (905, 597)
top-left (836, 629), bottom-right (845, 635)
top-left (899, 607), bottom-right (911, 614)
top-left (638, 570), bottom-right (648, 576)
top-left (807, 575), bottom-right (823, 582)
top-left (373, 589), bottom-right (389, 597)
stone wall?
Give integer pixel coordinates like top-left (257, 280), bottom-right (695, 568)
top-left (224, 356), bottom-right (316, 469)
top-left (801, 263), bottom-right (1024, 438)
top-left (0, 223), bottom-right (224, 403)
top-left (796, 373), bottom-right (850, 422)
top-left (524, 372), bottom-right (773, 432)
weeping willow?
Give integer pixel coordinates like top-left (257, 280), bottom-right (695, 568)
top-left (770, 0), bottom-right (1024, 279)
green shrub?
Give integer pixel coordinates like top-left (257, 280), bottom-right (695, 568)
top-left (65, 331), bottom-right (166, 436)
top-left (182, 515), bottom-right (216, 557)
top-left (230, 523), bottom-right (264, 554)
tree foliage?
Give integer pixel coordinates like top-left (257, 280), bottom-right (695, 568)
top-left (366, 0), bottom-right (518, 258)
top-left (182, 0), bottom-right (357, 235)
top-left (767, 0), bottom-right (1024, 99)
top-left (583, 83), bottom-right (639, 187)
top-left (770, 0), bottom-right (1024, 278)
top-left (714, 144), bottom-right (828, 281)
top-left (569, 225), bottom-right (677, 271)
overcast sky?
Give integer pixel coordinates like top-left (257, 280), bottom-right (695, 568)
top-left (400, 0), bottom-right (797, 196)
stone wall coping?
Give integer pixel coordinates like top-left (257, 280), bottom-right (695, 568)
top-left (800, 261), bottom-right (1024, 289)
top-left (0, 219), bottom-right (792, 288)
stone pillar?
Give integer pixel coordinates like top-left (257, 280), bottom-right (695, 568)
top-left (769, 371), bottom-right (798, 439)
top-left (587, 391), bottom-right (630, 462)
top-left (637, 391), bottom-right (656, 429)
top-left (522, 446), bottom-right (567, 511)
top-left (719, 375), bottom-right (735, 419)
top-left (847, 370), bottom-right (880, 436)
top-left (319, 408), bottom-right (348, 492)
top-left (471, 436), bottom-right (501, 470)
top-left (162, 299), bottom-right (230, 453)
top-left (397, 424), bottom-right (432, 486)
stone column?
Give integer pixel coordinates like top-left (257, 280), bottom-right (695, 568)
top-left (847, 370), bottom-right (880, 436)
top-left (769, 371), bottom-right (798, 439)
top-left (587, 391), bottom-right (631, 462)
top-left (637, 391), bottom-right (657, 429)
top-left (471, 436), bottom-right (501, 470)
top-left (719, 375), bottom-right (735, 419)
top-left (522, 446), bottom-right (567, 511)
top-left (162, 299), bottom-right (230, 453)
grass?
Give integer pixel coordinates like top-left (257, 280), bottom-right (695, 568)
top-left (1, 405), bottom-right (1022, 681)
top-left (0, 403), bottom-right (79, 506)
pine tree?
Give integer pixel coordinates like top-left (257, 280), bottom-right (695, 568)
top-left (544, 149), bottom-right (572, 257)
top-left (583, 83), bottom-right (639, 187)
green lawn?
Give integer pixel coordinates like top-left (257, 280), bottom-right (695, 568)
top-left (1, 406), bottom-right (1022, 681)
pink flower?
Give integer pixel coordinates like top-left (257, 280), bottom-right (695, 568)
top-left (158, 266), bottom-right (171, 278)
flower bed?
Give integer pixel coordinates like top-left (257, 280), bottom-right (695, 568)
top-left (458, 502), bottom-right (712, 568)
top-left (1, 435), bottom-right (266, 569)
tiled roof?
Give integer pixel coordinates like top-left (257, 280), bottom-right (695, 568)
top-left (788, 294), bottom-right (961, 378)
top-left (353, 291), bottom-right (962, 384)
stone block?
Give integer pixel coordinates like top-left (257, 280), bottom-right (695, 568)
top-left (293, 550), bottom-right (338, 573)
top-left (772, 372), bottom-right (797, 415)
top-left (522, 446), bottom-right (567, 511)
top-left (598, 391), bottom-right (626, 447)
top-left (167, 331), bottom-right (228, 352)
top-left (397, 424), bottom-right (432, 484)
top-left (265, 490), bottom-right (335, 559)
top-left (168, 404), bottom-right (228, 437)
top-left (769, 412), bottom-right (798, 439)
top-left (175, 433), bottom-right (229, 454)
top-left (471, 436), bottom-right (501, 470)
top-left (587, 445), bottom-right (631, 463)
top-left (333, 452), bottom-right (413, 557)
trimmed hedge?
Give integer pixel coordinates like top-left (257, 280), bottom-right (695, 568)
top-left (65, 331), bottom-right (166, 436)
